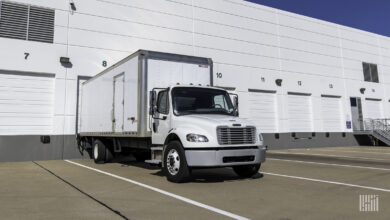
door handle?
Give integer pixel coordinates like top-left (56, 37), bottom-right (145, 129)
top-left (153, 116), bottom-right (167, 120)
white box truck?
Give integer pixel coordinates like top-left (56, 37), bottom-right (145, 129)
top-left (78, 50), bottom-right (266, 182)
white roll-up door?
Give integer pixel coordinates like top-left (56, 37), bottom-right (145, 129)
top-left (0, 71), bottom-right (55, 135)
top-left (364, 99), bottom-right (383, 120)
top-left (321, 96), bottom-right (343, 131)
top-left (248, 90), bottom-right (278, 132)
top-left (288, 93), bottom-right (313, 132)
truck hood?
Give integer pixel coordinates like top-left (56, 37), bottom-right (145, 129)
top-left (174, 114), bottom-right (255, 128)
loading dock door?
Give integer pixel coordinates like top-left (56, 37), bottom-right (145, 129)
top-left (288, 93), bottom-right (313, 132)
top-left (321, 96), bottom-right (343, 131)
top-left (364, 99), bottom-right (383, 120)
top-left (0, 71), bottom-right (54, 135)
top-left (248, 90), bottom-right (278, 132)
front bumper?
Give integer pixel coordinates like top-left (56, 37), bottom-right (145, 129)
top-left (184, 147), bottom-right (266, 167)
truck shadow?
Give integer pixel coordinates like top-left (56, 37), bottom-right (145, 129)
top-left (188, 169), bottom-right (264, 183)
top-left (117, 159), bottom-right (263, 183)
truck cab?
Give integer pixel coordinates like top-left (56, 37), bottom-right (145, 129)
top-left (150, 85), bottom-right (266, 182)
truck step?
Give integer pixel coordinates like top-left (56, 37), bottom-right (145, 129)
top-left (151, 146), bottom-right (163, 151)
top-left (145, 159), bottom-right (162, 165)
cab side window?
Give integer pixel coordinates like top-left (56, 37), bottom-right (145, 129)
top-left (157, 90), bottom-right (169, 114)
top-left (213, 94), bottom-right (227, 109)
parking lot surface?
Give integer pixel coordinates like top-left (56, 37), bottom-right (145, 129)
top-left (1, 146), bottom-right (389, 220)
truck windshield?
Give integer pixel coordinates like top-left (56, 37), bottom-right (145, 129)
top-left (172, 87), bottom-right (235, 116)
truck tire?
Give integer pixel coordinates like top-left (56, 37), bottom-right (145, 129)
top-left (163, 141), bottom-right (190, 183)
top-left (105, 146), bottom-right (114, 162)
top-left (93, 139), bottom-right (106, 164)
top-left (233, 164), bottom-right (261, 178)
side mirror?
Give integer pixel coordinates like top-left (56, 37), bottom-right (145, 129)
top-left (233, 96), bottom-right (238, 108)
top-left (233, 96), bottom-right (239, 116)
top-left (149, 91), bottom-right (157, 115)
top-left (230, 94), bottom-right (239, 117)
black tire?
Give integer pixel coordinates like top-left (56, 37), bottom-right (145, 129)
top-left (105, 146), bottom-right (114, 162)
top-left (233, 164), bottom-right (261, 178)
top-left (163, 141), bottom-right (190, 183)
top-left (93, 139), bottom-right (106, 164)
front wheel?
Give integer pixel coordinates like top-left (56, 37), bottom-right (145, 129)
top-left (163, 141), bottom-right (190, 183)
top-left (233, 164), bottom-right (261, 178)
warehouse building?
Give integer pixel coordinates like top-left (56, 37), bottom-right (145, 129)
top-left (0, 0), bottom-right (389, 162)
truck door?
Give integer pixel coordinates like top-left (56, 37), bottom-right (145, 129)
top-left (152, 90), bottom-right (171, 144)
top-left (113, 74), bottom-right (124, 132)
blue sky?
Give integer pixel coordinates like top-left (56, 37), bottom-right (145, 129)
top-left (246, 0), bottom-right (390, 37)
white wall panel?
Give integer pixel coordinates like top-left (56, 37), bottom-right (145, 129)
top-left (193, 4), bottom-right (277, 36)
top-left (278, 13), bottom-right (338, 37)
top-left (194, 20), bottom-right (279, 48)
top-left (342, 49), bottom-right (381, 64)
top-left (194, 33), bottom-right (279, 59)
top-left (0, 38), bottom-right (66, 76)
top-left (279, 48), bottom-right (342, 77)
top-left (379, 38), bottom-right (390, 57)
top-left (195, 47), bottom-right (279, 71)
top-left (213, 63), bottom-right (252, 91)
top-left (74, 0), bottom-right (194, 32)
top-left (341, 39), bottom-right (380, 56)
top-left (279, 36), bottom-right (341, 58)
top-left (280, 59), bottom-right (341, 77)
top-left (54, 9), bottom-right (69, 27)
top-left (69, 12), bottom-right (193, 44)
top-left (68, 27), bottom-right (192, 53)
top-left (64, 79), bottom-right (77, 116)
top-left (316, 76), bottom-right (345, 97)
top-left (104, 0), bottom-right (193, 18)
top-left (207, 0), bottom-right (277, 24)
top-left (379, 65), bottom-right (390, 83)
top-left (53, 26), bottom-right (69, 45)
top-left (278, 26), bottom-right (340, 48)
top-left (339, 28), bottom-right (378, 48)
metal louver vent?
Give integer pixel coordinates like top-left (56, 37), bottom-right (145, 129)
top-left (0, 1), bottom-right (54, 43)
top-left (0, 1), bottom-right (28, 40)
top-left (28, 6), bottom-right (54, 43)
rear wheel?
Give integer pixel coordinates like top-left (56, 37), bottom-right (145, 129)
top-left (233, 164), bottom-right (261, 178)
top-left (93, 139), bottom-right (106, 164)
top-left (163, 141), bottom-right (190, 183)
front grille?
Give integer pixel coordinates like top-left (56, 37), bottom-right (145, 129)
top-left (217, 126), bottom-right (256, 145)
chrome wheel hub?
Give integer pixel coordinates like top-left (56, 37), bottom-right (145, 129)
top-left (166, 149), bottom-right (180, 176)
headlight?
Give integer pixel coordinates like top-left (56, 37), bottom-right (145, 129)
top-left (259, 133), bottom-right (263, 142)
top-left (186, 134), bottom-right (209, 142)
